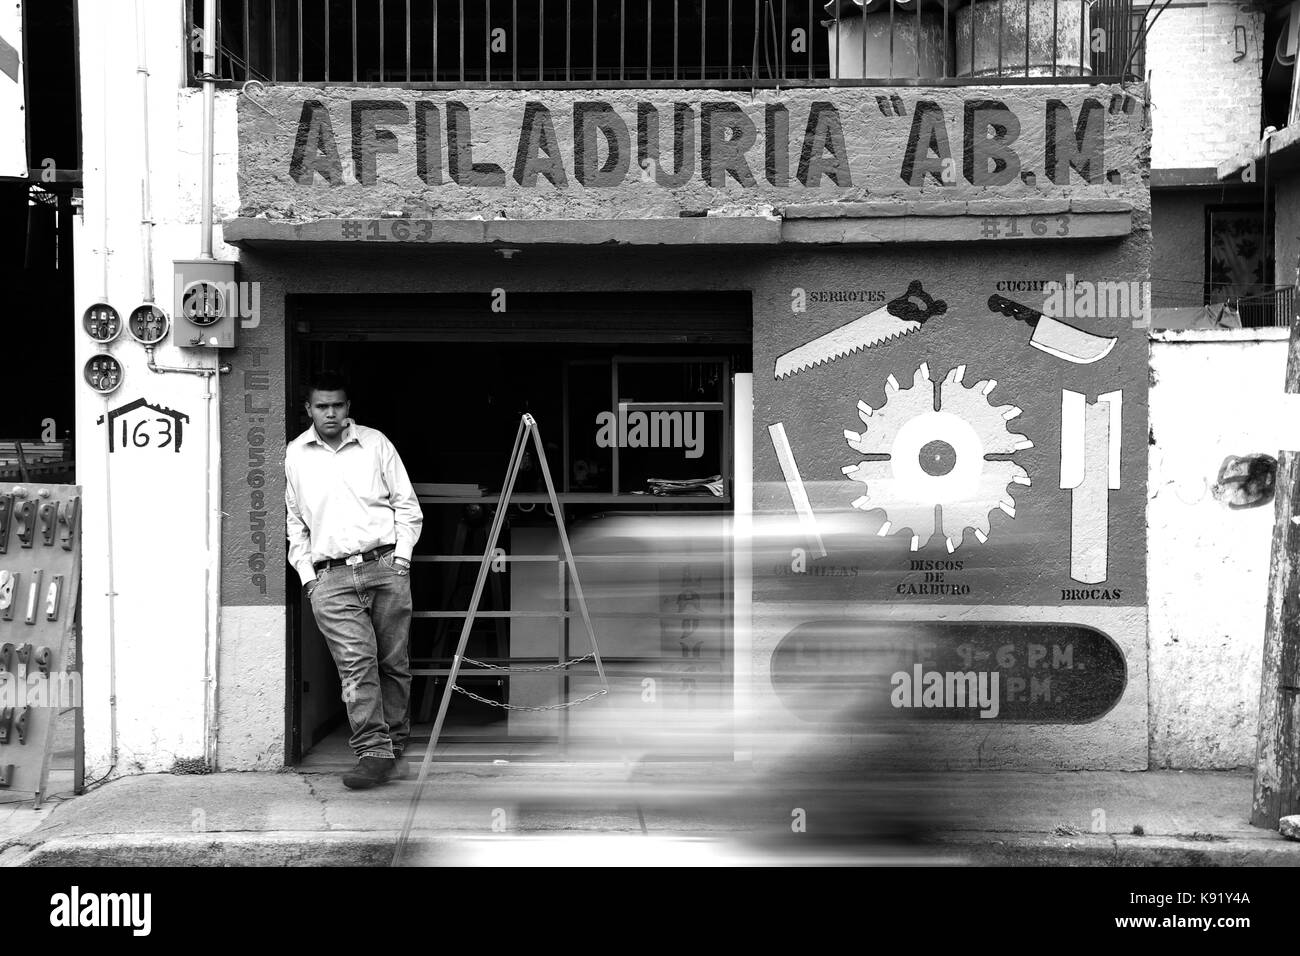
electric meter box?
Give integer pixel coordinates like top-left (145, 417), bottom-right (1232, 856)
top-left (172, 259), bottom-right (240, 349)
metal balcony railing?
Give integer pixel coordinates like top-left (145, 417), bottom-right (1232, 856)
top-left (1234, 285), bottom-right (1298, 329)
top-left (1152, 284), bottom-right (1298, 331)
top-left (185, 0), bottom-right (1145, 87)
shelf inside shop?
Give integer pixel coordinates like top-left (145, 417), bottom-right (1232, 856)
top-left (418, 492), bottom-right (730, 504)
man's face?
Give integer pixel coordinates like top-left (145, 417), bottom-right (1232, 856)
top-left (306, 389), bottom-right (350, 440)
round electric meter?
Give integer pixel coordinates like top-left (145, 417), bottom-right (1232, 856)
top-left (82, 303), bottom-right (123, 343)
top-left (128, 304), bottom-right (171, 345)
top-left (180, 280), bottom-right (225, 327)
top-left (84, 355), bottom-right (124, 394)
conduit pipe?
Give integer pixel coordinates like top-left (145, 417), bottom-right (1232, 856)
top-left (134, 0), bottom-right (226, 769)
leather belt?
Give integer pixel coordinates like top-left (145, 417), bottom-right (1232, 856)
top-left (314, 543), bottom-right (395, 573)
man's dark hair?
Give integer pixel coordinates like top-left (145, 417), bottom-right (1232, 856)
top-left (305, 370), bottom-right (349, 402)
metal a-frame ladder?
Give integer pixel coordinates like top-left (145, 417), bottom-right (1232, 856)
top-left (391, 414), bottom-right (618, 865)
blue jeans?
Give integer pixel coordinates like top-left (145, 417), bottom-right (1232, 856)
top-left (309, 550), bottom-right (413, 759)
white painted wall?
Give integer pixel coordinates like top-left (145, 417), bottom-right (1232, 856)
top-left (1148, 330), bottom-right (1291, 769)
top-left (75, 0), bottom-right (242, 776)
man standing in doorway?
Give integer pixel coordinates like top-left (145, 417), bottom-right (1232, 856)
top-left (285, 371), bottom-right (424, 789)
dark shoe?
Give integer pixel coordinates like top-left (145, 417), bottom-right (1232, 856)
top-left (389, 756), bottom-right (408, 781)
top-left (342, 756), bottom-right (395, 790)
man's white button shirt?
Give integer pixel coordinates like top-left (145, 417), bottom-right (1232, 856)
top-left (285, 419), bottom-right (424, 585)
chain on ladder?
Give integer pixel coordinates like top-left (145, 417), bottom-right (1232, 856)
top-left (451, 653), bottom-right (606, 712)
top-left (451, 685), bottom-right (608, 712)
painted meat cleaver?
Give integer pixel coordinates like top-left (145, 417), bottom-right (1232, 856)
top-left (987, 294), bottom-right (1117, 365)
top-left (774, 280), bottom-right (947, 379)
top-left (1061, 390), bottom-right (1122, 584)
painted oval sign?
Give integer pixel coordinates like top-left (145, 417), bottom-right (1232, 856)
top-left (770, 620), bottom-right (1127, 724)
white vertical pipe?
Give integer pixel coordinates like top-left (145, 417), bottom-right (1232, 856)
top-left (201, 0), bottom-right (216, 258)
top-left (101, 394), bottom-right (120, 772)
top-left (134, 0), bottom-right (224, 767)
top-left (205, 369), bottom-right (222, 766)
top-left (202, 0), bottom-right (222, 763)
top-left (100, 9), bottom-right (119, 778)
top-left (134, 0), bottom-right (154, 302)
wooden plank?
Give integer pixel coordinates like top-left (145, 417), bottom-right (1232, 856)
top-left (618, 401), bottom-right (726, 411)
top-left (1252, 318), bottom-right (1300, 828)
top-left (1252, 451), bottom-right (1300, 828)
top-left (418, 492), bottom-right (730, 504)
top-left (1290, 317), bottom-right (1300, 395)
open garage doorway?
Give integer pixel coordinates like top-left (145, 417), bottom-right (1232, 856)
top-left (286, 291), bottom-right (752, 767)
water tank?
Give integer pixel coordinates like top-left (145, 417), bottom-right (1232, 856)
top-left (826, 0), bottom-right (949, 79)
top-left (955, 0), bottom-right (1091, 78)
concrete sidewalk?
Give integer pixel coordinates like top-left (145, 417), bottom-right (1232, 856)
top-left (2, 764), bottom-right (1297, 866)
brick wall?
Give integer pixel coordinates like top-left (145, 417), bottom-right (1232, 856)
top-left (1146, 1), bottom-right (1263, 170)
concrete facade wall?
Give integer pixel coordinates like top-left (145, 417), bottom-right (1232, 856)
top-left (1148, 331), bottom-right (1291, 769)
top-left (1145, 1), bottom-right (1263, 171)
top-left (226, 255), bottom-right (1291, 773)
top-left (74, 1), bottom-right (273, 775)
top-left (225, 229), bottom-right (1152, 770)
top-left (77, 3), bottom-right (1289, 775)
top-left (1152, 190), bottom-right (1207, 307)
top-left (1275, 175), bottom-right (1300, 291)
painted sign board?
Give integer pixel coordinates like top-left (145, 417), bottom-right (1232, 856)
top-left (0, 2), bottom-right (25, 178)
top-left (771, 619), bottom-right (1127, 724)
top-left (754, 254), bottom-right (1147, 609)
top-left (238, 86), bottom-right (1149, 221)
top-left (748, 229), bottom-right (1147, 751)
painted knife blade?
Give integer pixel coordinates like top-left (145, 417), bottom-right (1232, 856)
top-left (987, 294), bottom-right (1117, 365)
top-left (775, 280), bottom-right (947, 380)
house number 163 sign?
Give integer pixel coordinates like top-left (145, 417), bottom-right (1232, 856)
top-left (96, 398), bottom-right (190, 454)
